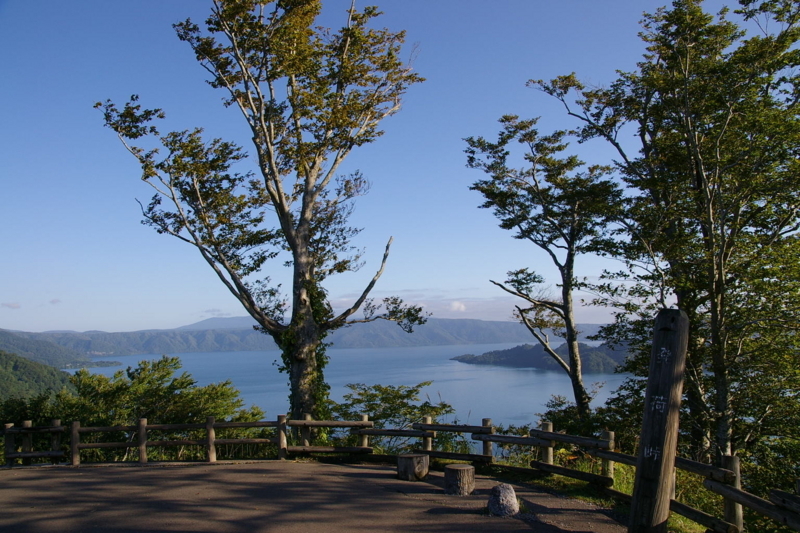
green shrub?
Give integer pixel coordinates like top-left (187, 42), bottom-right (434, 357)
top-left (331, 381), bottom-right (462, 454)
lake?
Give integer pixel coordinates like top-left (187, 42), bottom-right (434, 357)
top-left (84, 343), bottom-right (629, 428)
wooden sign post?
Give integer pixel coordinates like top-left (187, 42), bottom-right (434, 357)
top-left (629, 309), bottom-right (689, 533)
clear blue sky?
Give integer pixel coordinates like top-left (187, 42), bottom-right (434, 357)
top-left (0, 1), bottom-right (723, 333)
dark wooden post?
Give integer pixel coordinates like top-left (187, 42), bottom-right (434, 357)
top-left (138, 418), bottom-right (148, 464)
top-left (601, 430), bottom-right (615, 481)
top-left (301, 413), bottom-right (312, 447)
top-left (628, 309), bottom-right (689, 533)
top-left (21, 421), bottom-right (32, 466)
top-left (358, 415), bottom-right (369, 448)
top-left (51, 419), bottom-right (62, 465)
top-left (422, 416), bottom-right (433, 452)
top-left (482, 418), bottom-right (493, 459)
top-left (540, 421), bottom-right (553, 465)
top-left (4, 423), bottom-right (15, 467)
top-left (70, 421), bottom-right (80, 466)
top-left (722, 455), bottom-right (743, 531)
top-left (206, 416), bottom-right (217, 463)
top-left (277, 415), bottom-right (287, 460)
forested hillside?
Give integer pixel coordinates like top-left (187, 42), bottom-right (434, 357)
top-left (16, 328), bottom-right (277, 357)
top-left (452, 343), bottom-right (627, 373)
top-left (0, 350), bottom-right (74, 398)
top-left (0, 330), bottom-right (94, 368)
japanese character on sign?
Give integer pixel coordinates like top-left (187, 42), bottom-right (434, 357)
top-left (651, 395), bottom-right (667, 413)
top-left (644, 446), bottom-right (662, 461)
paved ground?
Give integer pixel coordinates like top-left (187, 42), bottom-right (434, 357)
top-left (0, 461), bottom-right (627, 532)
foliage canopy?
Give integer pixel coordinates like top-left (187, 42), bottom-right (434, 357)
top-left (97, 0), bottom-right (426, 419)
top-left (465, 116), bottom-right (622, 417)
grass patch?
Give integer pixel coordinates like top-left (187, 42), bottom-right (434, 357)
top-left (478, 458), bottom-right (707, 533)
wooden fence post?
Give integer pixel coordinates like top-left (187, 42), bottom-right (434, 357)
top-left (722, 455), bottom-right (743, 532)
top-left (302, 413), bottom-right (312, 447)
top-left (70, 421), bottom-right (80, 466)
top-left (359, 415), bottom-right (369, 448)
top-left (628, 309), bottom-right (689, 533)
top-left (21, 421), bottom-right (32, 466)
top-left (51, 419), bottom-right (62, 465)
top-left (206, 416), bottom-right (217, 463)
top-left (482, 418), bottom-right (493, 459)
top-left (138, 418), bottom-right (148, 464)
top-left (601, 430), bottom-right (615, 481)
top-left (4, 423), bottom-right (14, 467)
top-left (422, 416), bottom-right (432, 452)
top-left (277, 415), bottom-right (287, 460)
top-left (540, 421), bottom-right (553, 465)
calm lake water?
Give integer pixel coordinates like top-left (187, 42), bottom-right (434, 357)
top-left (84, 343), bottom-right (629, 428)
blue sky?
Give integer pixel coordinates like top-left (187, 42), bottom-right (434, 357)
top-left (0, 1), bottom-right (718, 332)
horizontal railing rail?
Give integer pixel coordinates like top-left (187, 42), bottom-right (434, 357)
top-left (3, 415), bottom-right (799, 532)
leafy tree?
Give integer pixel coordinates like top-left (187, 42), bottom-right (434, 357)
top-left (1, 356), bottom-right (262, 463)
top-left (54, 357), bottom-right (260, 428)
top-left (534, 0), bottom-right (800, 463)
top-left (96, 0), bottom-right (426, 420)
top-left (331, 381), bottom-right (456, 454)
top-left (465, 117), bottom-right (622, 417)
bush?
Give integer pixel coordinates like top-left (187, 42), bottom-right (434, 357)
top-left (331, 381), bottom-right (465, 454)
top-left (1, 356), bottom-right (265, 464)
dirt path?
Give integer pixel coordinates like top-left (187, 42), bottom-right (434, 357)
top-left (0, 462), bottom-right (626, 532)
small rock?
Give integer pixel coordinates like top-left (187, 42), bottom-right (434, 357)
top-left (487, 483), bottom-right (519, 517)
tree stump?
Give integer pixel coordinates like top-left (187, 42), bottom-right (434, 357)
top-left (444, 464), bottom-right (475, 495)
top-left (397, 453), bottom-right (429, 481)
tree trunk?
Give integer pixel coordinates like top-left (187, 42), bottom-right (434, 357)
top-left (564, 325), bottom-right (591, 418)
top-left (281, 250), bottom-right (331, 421)
top-left (287, 340), bottom-right (321, 421)
top-left (562, 262), bottom-right (592, 418)
top-left (684, 361), bottom-right (712, 462)
top-left (709, 250), bottom-right (733, 460)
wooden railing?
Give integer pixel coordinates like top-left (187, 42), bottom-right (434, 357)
top-left (3, 415), bottom-right (380, 465)
top-left (3, 419), bottom-right (65, 465)
top-left (3, 416), bottom-right (799, 532)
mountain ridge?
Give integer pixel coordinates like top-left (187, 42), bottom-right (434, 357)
top-left (11, 318), bottom-right (606, 356)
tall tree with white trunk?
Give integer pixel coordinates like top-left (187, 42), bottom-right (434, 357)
top-left (97, 0), bottom-right (426, 420)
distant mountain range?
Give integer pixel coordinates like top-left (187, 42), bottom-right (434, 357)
top-left (0, 329), bottom-right (94, 368)
top-left (7, 317), bottom-right (606, 358)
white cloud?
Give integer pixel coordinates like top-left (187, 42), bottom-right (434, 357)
top-left (449, 301), bottom-right (467, 312)
top-left (328, 288), bottom-right (616, 324)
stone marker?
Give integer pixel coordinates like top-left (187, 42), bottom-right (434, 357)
top-left (488, 483), bottom-right (519, 516)
top-left (444, 464), bottom-right (475, 495)
top-left (397, 453), bottom-right (429, 481)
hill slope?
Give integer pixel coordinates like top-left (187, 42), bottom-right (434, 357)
top-left (0, 350), bottom-right (75, 398)
top-left (451, 342), bottom-right (627, 373)
top-left (0, 329), bottom-right (93, 368)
